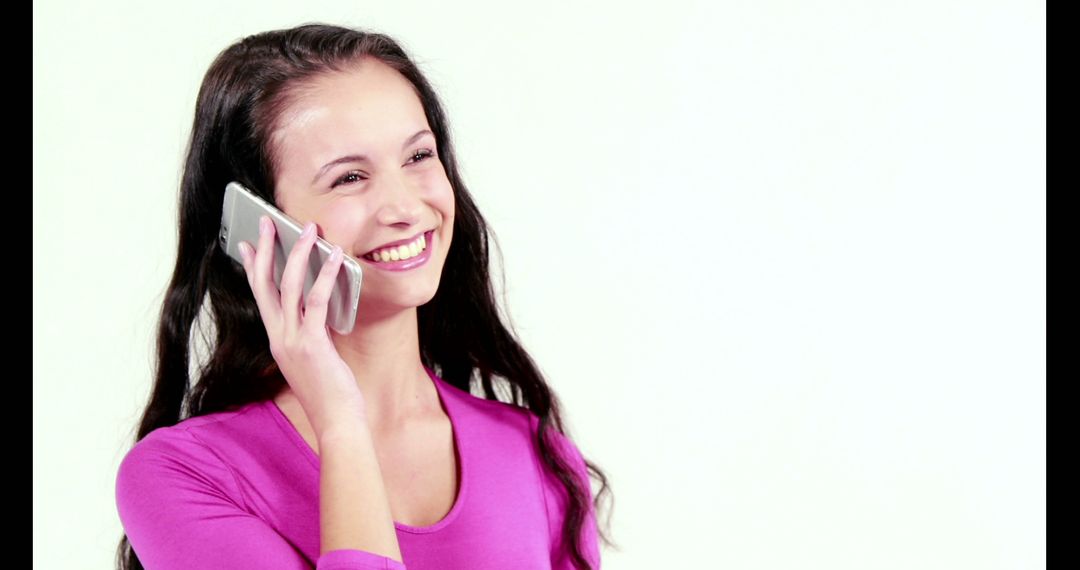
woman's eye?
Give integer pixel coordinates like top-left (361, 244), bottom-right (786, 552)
top-left (410, 148), bottom-right (435, 163)
top-left (331, 172), bottom-right (366, 188)
top-left (330, 149), bottom-right (435, 189)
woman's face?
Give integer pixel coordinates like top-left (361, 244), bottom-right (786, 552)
top-left (268, 58), bottom-right (455, 315)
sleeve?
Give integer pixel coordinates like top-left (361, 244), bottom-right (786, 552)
top-left (115, 428), bottom-right (407, 570)
top-left (531, 416), bottom-right (602, 570)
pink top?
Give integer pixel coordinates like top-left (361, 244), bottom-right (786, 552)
top-left (115, 365), bottom-right (600, 569)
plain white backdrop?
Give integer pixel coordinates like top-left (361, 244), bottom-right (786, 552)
top-left (33, 1), bottom-right (1045, 568)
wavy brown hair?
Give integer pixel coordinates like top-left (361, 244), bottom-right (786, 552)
top-left (115, 22), bottom-right (616, 570)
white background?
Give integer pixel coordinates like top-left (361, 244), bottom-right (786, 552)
top-left (33, 1), bottom-right (1045, 568)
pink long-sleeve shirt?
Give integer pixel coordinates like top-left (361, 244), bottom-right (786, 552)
top-left (115, 365), bottom-right (600, 569)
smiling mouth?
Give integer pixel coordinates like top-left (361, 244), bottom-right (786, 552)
top-left (361, 229), bottom-right (434, 262)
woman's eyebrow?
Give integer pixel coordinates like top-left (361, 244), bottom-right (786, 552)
top-left (312, 129), bottom-right (434, 183)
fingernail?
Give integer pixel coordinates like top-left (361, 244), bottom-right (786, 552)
top-left (301, 222), bottom-right (315, 238)
top-left (331, 245), bottom-right (342, 261)
top-left (239, 242), bottom-right (250, 259)
top-left (259, 216), bottom-right (270, 235)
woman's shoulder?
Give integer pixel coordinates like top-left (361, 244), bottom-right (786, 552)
top-left (113, 403), bottom-right (292, 566)
top-left (437, 378), bottom-right (585, 464)
top-left (438, 378), bottom-right (538, 437)
top-left (123, 400), bottom-right (268, 456)
top-left (115, 401), bottom-right (273, 499)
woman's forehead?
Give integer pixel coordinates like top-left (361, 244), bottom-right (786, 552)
top-left (270, 65), bottom-right (428, 165)
top-left (281, 64), bottom-right (420, 125)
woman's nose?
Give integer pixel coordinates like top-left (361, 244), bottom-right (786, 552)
top-left (373, 173), bottom-right (424, 226)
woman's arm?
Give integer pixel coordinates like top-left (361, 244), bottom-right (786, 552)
top-left (233, 213), bottom-right (405, 565)
top-left (549, 436), bottom-right (602, 570)
top-left (318, 422), bottom-right (402, 561)
top-left (116, 427), bottom-right (406, 570)
top-left (530, 414), bottom-right (602, 570)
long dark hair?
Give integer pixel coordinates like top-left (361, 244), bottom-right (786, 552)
top-left (116, 23), bottom-right (616, 570)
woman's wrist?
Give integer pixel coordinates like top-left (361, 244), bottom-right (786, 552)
top-left (316, 416), bottom-right (374, 446)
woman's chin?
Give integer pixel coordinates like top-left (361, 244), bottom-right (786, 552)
top-left (357, 286), bottom-right (439, 314)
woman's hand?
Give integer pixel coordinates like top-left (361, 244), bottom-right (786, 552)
top-left (238, 215), bottom-right (368, 437)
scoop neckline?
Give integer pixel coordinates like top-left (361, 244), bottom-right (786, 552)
top-left (264, 364), bottom-right (467, 534)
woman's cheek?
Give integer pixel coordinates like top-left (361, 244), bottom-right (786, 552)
top-left (422, 170), bottom-right (454, 205)
top-left (318, 201), bottom-right (371, 238)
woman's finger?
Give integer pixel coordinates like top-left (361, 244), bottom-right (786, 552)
top-left (279, 221), bottom-right (319, 334)
top-left (248, 215), bottom-right (283, 330)
top-left (300, 244), bottom-right (345, 335)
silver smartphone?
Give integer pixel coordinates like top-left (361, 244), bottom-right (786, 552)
top-left (218, 181), bottom-right (363, 335)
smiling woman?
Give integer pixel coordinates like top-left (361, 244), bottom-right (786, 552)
top-left (112, 22), bottom-right (614, 570)
top-left (266, 57), bottom-right (456, 315)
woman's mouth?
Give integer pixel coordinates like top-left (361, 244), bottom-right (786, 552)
top-left (359, 229), bottom-right (435, 271)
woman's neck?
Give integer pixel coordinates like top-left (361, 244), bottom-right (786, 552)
top-left (327, 305), bottom-right (436, 430)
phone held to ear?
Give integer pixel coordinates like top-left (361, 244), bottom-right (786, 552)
top-left (218, 181), bottom-right (363, 335)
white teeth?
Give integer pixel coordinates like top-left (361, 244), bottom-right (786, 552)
top-left (366, 232), bottom-right (428, 262)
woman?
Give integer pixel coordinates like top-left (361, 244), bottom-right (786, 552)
top-left (114, 23), bottom-right (614, 570)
